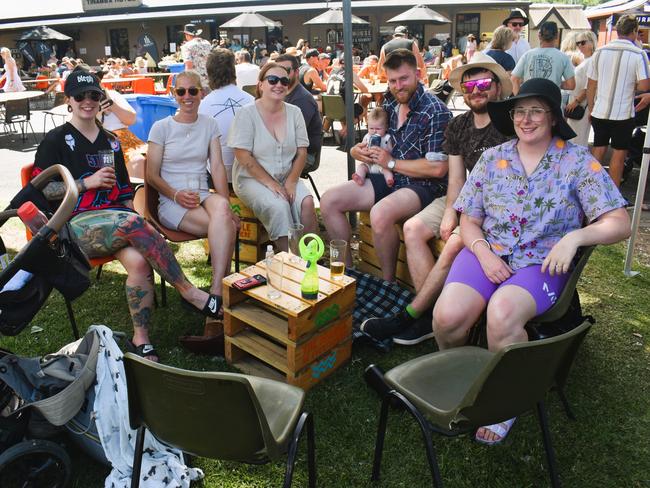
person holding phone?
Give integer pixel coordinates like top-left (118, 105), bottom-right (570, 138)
top-left (33, 68), bottom-right (223, 362)
top-left (147, 70), bottom-right (239, 320)
top-left (352, 107), bottom-right (394, 187)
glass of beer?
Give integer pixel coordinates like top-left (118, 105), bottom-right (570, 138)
top-left (185, 174), bottom-right (201, 207)
top-left (329, 239), bottom-right (347, 280)
top-left (288, 223), bottom-right (304, 263)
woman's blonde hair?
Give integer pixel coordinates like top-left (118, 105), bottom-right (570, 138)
top-left (175, 70), bottom-right (203, 90)
top-left (491, 26), bottom-right (514, 50)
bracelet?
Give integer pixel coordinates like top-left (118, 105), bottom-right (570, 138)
top-left (173, 190), bottom-right (180, 204)
top-left (470, 238), bottom-right (491, 254)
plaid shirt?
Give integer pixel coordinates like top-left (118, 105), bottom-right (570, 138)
top-left (383, 83), bottom-right (452, 189)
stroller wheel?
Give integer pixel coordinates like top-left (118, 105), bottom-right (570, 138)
top-left (0, 439), bottom-right (71, 488)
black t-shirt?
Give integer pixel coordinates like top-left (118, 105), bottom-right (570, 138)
top-left (382, 37), bottom-right (414, 56)
top-left (34, 122), bottom-right (133, 216)
top-left (442, 111), bottom-right (510, 172)
top-left (285, 84), bottom-right (323, 155)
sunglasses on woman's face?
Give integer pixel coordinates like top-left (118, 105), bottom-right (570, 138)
top-left (175, 87), bottom-right (200, 96)
top-left (576, 40), bottom-right (588, 47)
top-left (264, 75), bottom-right (290, 86)
top-left (73, 91), bottom-right (103, 102)
top-left (460, 78), bottom-right (494, 94)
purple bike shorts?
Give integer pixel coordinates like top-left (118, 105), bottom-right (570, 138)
top-left (445, 248), bottom-right (570, 315)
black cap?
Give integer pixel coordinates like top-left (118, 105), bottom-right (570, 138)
top-left (64, 70), bottom-right (105, 99)
top-left (502, 8), bottom-right (529, 26)
top-left (487, 78), bottom-right (576, 140)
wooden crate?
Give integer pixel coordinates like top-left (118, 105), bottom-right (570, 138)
top-left (358, 212), bottom-right (445, 290)
top-left (223, 252), bottom-right (356, 390)
top-left (202, 190), bottom-right (272, 266)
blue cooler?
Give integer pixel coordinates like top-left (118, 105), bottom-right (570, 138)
top-left (167, 63), bottom-right (185, 74)
top-left (124, 94), bottom-right (178, 141)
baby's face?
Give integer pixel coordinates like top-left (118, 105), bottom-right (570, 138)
top-left (367, 121), bottom-right (387, 136)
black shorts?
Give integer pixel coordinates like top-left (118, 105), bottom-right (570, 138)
top-left (591, 117), bottom-right (635, 150)
top-left (368, 174), bottom-right (443, 210)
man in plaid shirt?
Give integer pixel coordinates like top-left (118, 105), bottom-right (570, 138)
top-left (321, 48), bottom-right (451, 282)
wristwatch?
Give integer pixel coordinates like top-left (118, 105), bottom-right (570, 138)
top-left (387, 159), bottom-right (396, 170)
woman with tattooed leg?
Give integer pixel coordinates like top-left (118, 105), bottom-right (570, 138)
top-left (32, 69), bottom-right (219, 362)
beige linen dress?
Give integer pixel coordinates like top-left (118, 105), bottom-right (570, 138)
top-left (229, 102), bottom-right (310, 240)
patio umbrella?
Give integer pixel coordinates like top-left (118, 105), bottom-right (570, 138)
top-left (304, 7), bottom-right (368, 25)
top-left (18, 26), bottom-right (72, 42)
top-left (220, 12), bottom-right (282, 29)
top-left (386, 4), bottom-right (451, 25)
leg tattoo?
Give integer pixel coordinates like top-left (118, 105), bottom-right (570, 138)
top-left (125, 284), bottom-right (153, 331)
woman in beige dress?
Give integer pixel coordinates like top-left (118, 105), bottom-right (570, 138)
top-left (229, 62), bottom-right (318, 250)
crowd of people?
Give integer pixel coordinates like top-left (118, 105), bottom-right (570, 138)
top-left (23, 11), bottom-right (644, 449)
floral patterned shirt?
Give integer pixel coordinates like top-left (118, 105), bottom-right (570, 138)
top-left (181, 37), bottom-right (212, 89)
top-left (454, 137), bottom-right (627, 270)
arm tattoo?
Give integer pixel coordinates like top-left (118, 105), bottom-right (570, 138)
top-left (42, 178), bottom-right (87, 200)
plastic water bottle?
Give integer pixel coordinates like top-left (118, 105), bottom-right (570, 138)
top-left (17, 202), bottom-right (49, 235)
top-left (265, 245), bottom-right (281, 299)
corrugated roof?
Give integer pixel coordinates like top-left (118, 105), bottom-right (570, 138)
top-left (585, 0), bottom-right (647, 18)
top-left (3, 0), bottom-right (530, 25)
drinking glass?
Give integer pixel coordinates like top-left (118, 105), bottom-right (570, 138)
top-left (288, 223), bottom-right (304, 263)
top-left (267, 255), bottom-right (283, 299)
top-left (186, 174), bottom-right (201, 207)
top-left (97, 149), bottom-right (115, 168)
top-left (329, 239), bottom-right (347, 280)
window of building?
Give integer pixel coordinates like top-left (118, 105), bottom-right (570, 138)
top-left (455, 13), bottom-right (480, 51)
top-left (109, 28), bottom-right (129, 58)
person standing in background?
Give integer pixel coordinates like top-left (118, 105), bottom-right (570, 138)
top-left (181, 23), bottom-right (212, 93)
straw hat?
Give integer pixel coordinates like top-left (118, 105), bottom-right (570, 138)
top-left (448, 51), bottom-right (513, 99)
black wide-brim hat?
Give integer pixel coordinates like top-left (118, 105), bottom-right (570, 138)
top-left (502, 8), bottom-right (529, 26)
top-left (487, 78), bottom-right (576, 140)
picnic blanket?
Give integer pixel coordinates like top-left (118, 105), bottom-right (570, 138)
top-left (347, 268), bottom-right (414, 328)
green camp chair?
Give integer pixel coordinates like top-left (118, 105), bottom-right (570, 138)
top-left (467, 245), bottom-right (596, 420)
top-left (369, 320), bottom-right (593, 488)
top-left (123, 353), bottom-right (316, 488)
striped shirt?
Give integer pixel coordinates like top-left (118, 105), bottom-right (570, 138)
top-left (588, 39), bottom-right (650, 120)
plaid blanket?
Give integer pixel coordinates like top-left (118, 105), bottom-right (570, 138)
top-left (347, 268), bottom-right (414, 329)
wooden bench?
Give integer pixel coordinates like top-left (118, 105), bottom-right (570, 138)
top-left (223, 252), bottom-right (356, 390)
top-left (357, 211), bottom-right (445, 291)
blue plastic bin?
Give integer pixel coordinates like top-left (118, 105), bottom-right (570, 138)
top-left (167, 63), bottom-right (185, 74)
top-left (124, 94), bottom-right (178, 141)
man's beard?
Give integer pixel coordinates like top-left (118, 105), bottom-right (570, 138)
top-left (466, 95), bottom-right (489, 114)
top-left (393, 84), bottom-right (416, 103)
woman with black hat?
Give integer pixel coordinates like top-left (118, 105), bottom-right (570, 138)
top-left (31, 68), bottom-right (223, 362)
top-left (432, 78), bottom-right (630, 444)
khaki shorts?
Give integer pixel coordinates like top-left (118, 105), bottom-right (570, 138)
top-left (411, 196), bottom-right (460, 238)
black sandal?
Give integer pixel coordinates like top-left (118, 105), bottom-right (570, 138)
top-left (182, 294), bottom-right (224, 320)
top-left (126, 340), bottom-right (160, 362)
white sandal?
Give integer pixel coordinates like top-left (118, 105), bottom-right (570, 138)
top-left (475, 417), bottom-right (516, 446)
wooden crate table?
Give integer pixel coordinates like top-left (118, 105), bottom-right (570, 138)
top-left (222, 252), bottom-right (356, 390)
top-left (358, 211), bottom-right (445, 290)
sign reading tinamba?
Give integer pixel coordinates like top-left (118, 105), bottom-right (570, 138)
top-left (82, 0), bottom-right (142, 11)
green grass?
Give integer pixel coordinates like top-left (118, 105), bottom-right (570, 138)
top-left (2, 239), bottom-right (649, 487)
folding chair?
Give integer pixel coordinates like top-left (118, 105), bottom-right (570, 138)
top-left (4, 99), bottom-right (37, 143)
top-left (368, 320), bottom-right (593, 488)
top-left (124, 353), bottom-right (316, 488)
top-left (242, 84), bottom-right (257, 97)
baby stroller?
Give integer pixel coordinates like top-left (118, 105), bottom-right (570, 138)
top-left (0, 164), bottom-right (95, 488)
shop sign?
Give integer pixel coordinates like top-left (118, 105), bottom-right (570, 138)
top-left (82, 0), bottom-right (142, 11)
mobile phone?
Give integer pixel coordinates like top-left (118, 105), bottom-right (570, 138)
top-left (233, 274), bottom-right (267, 291)
top-left (368, 134), bottom-right (382, 148)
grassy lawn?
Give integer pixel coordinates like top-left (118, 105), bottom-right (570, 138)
top-left (1, 234), bottom-right (649, 487)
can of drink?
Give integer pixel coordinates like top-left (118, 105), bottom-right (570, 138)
top-left (369, 134), bottom-right (382, 148)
